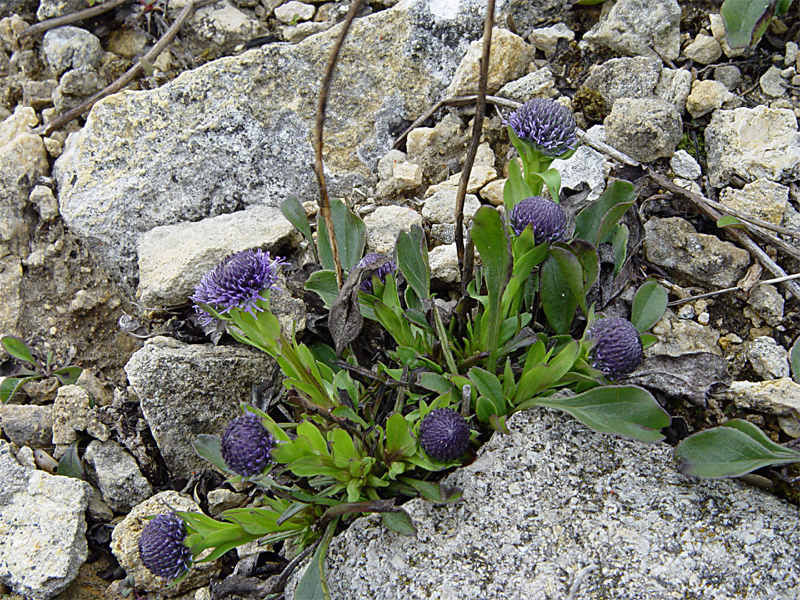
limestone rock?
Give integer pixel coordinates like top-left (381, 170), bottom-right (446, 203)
top-left (0, 404), bottom-right (52, 448)
top-left (719, 179), bottom-right (788, 226)
top-left (428, 243), bottom-right (459, 283)
top-left (526, 23), bottom-right (573, 57)
top-left (421, 190), bottom-right (480, 225)
top-left (714, 64), bottom-right (742, 91)
top-left (724, 378), bottom-right (800, 418)
top-left (286, 409), bottom-right (800, 600)
top-left (686, 79), bottom-right (733, 119)
top-left (84, 439), bottom-right (153, 513)
top-left (583, 0), bottom-right (681, 60)
top-left (705, 105), bottom-right (800, 188)
top-left (363, 206), bottom-right (424, 255)
top-left (550, 145), bottom-right (608, 201)
top-left (0, 440), bottom-right (92, 600)
top-left (654, 67), bottom-right (692, 113)
top-left (479, 178), bottom-right (505, 206)
top-left (53, 0), bottom-right (492, 293)
top-left (670, 149), bottom-right (701, 180)
top-left (110, 491), bottom-right (220, 595)
top-left (170, 0), bottom-right (264, 55)
top-left (274, 0), bottom-right (315, 22)
top-left (604, 98), bottom-right (682, 163)
top-left (683, 33), bottom-right (722, 64)
top-left (583, 56), bottom-right (661, 111)
top-left (447, 27), bottom-right (534, 96)
top-left (0, 255), bottom-right (22, 336)
top-left (425, 165), bottom-right (497, 197)
top-left (124, 336), bottom-right (278, 477)
top-left (406, 127), bottom-right (437, 157)
top-left (747, 284), bottom-right (784, 327)
top-left (760, 66), bottom-right (787, 97)
top-left (644, 217), bottom-right (750, 288)
top-left (41, 26), bottom-right (103, 77)
top-left (747, 336), bottom-right (790, 380)
top-left (137, 205), bottom-right (299, 307)
top-left (37, 0), bottom-right (84, 20)
top-left (648, 310), bottom-right (721, 356)
top-left (29, 184), bottom-right (59, 221)
top-left (52, 385), bottom-right (110, 450)
top-left (496, 68), bottom-right (555, 103)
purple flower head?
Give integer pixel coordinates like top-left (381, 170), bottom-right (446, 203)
top-left (221, 412), bottom-right (275, 478)
top-left (509, 197), bottom-right (568, 243)
top-left (191, 249), bottom-right (287, 326)
top-left (355, 253), bottom-right (396, 293)
top-left (586, 317), bottom-right (643, 380)
top-left (419, 408), bottom-right (470, 462)
top-left (138, 512), bottom-right (192, 580)
top-left (507, 98), bottom-right (578, 158)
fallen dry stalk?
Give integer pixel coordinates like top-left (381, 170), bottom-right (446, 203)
top-left (17, 0), bottom-right (130, 40)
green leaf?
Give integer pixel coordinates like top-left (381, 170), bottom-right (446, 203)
top-left (281, 196), bottom-right (317, 260)
top-left (57, 440), bottom-right (84, 479)
top-left (295, 518), bottom-right (339, 600)
top-left (475, 395), bottom-right (504, 424)
top-left (396, 225), bottom-right (430, 301)
top-left (573, 180), bottom-right (636, 246)
top-left (192, 434), bottom-right (234, 475)
top-left (531, 385), bottom-right (671, 443)
top-left (540, 256), bottom-right (578, 335)
top-left (504, 158), bottom-right (535, 215)
top-left (53, 366), bottom-right (82, 386)
top-left (330, 428), bottom-right (356, 467)
top-left (791, 336), bottom-right (800, 384)
top-left (317, 198), bottom-right (366, 272)
top-left (1, 336), bottom-right (37, 366)
top-left (331, 405), bottom-right (368, 429)
top-left (297, 421), bottom-right (330, 457)
top-left (640, 333), bottom-right (658, 349)
top-left (776, 0), bottom-right (793, 14)
top-left (717, 215), bottom-right (747, 229)
top-left (399, 478), bottom-right (463, 503)
top-left (530, 168), bottom-right (562, 203)
top-left (551, 243), bottom-right (588, 318)
top-left (610, 223), bottom-right (629, 278)
top-left (306, 270), bottom-right (340, 307)
top-left (0, 376), bottom-right (33, 403)
top-left (385, 413), bottom-right (416, 458)
top-left (468, 368), bottom-right (506, 409)
top-left (674, 419), bottom-right (800, 478)
top-left (381, 509), bottom-right (417, 536)
top-left (721, 0), bottom-right (774, 48)
top-left (631, 280), bottom-right (668, 333)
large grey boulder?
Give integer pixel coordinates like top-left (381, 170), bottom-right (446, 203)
top-left (0, 440), bottom-right (92, 600)
top-left (287, 409), bottom-right (800, 599)
top-left (53, 0), bottom-right (497, 293)
top-left (124, 336), bottom-right (278, 477)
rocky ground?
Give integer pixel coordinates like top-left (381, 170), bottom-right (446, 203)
top-left (2, 0), bottom-right (800, 598)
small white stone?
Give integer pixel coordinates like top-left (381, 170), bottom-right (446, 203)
top-left (527, 23), bottom-right (574, 57)
top-left (479, 179), bottom-right (506, 206)
top-left (406, 127), bottom-right (437, 156)
top-left (760, 66), bottom-right (786, 97)
top-left (785, 41), bottom-right (798, 66)
top-left (274, 0), bottom-right (315, 23)
top-left (429, 243), bottom-right (460, 283)
top-left (670, 150), bottom-right (701, 180)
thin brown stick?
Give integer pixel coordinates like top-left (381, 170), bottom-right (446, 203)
top-left (31, 0), bottom-right (219, 137)
top-left (667, 272), bottom-right (800, 306)
top-left (690, 193), bottom-right (800, 241)
top-left (649, 170), bottom-right (800, 302)
top-left (17, 0), bottom-right (130, 40)
top-left (455, 1), bottom-right (494, 287)
top-left (314, 0), bottom-right (363, 288)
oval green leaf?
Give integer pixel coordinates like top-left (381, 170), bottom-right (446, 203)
top-left (631, 280), bottom-right (668, 333)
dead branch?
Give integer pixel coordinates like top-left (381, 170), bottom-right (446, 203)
top-left (17, 0), bottom-right (131, 40)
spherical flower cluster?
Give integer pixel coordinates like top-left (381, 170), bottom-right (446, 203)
top-left (138, 512), bottom-right (192, 580)
top-left (509, 197), bottom-right (568, 243)
top-left (355, 253), bottom-right (397, 293)
top-left (191, 249), bottom-right (287, 326)
top-left (507, 98), bottom-right (578, 158)
top-left (419, 408), bottom-right (470, 462)
top-left (221, 412), bottom-right (275, 477)
top-left (586, 317), bottom-right (643, 380)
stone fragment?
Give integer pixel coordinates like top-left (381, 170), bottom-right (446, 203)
top-left (583, 0), bottom-right (681, 60)
top-left (496, 68), bottom-right (555, 103)
top-left (54, 0), bottom-right (490, 294)
top-left (0, 15), bottom-right (32, 52)
top-left (719, 179), bottom-right (788, 226)
top-left (474, 142), bottom-right (494, 167)
top-left (0, 440), bottom-right (91, 599)
top-left (0, 256), bottom-right (21, 336)
top-left (644, 217), bottom-right (750, 288)
top-left (363, 206), bottom-right (423, 255)
top-left (428, 243), bottom-right (459, 284)
top-left (377, 150), bottom-right (424, 197)
top-left (29, 184), bottom-right (59, 221)
top-left (705, 105), bottom-right (800, 187)
top-left (747, 284), bottom-right (784, 327)
top-left (105, 27), bottom-right (147, 59)
top-left (406, 127), bottom-right (437, 156)
top-left (670, 149), bottom-right (701, 180)
top-left (286, 409), bottom-right (800, 600)
top-left (84, 440), bottom-right (153, 513)
top-left (111, 491), bottom-right (220, 594)
top-left (0, 404), bottom-right (52, 449)
top-left (125, 336), bottom-right (278, 477)
top-left (709, 13), bottom-right (746, 58)
top-left (52, 385), bottom-right (110, 450)
top-left (207, 489), bottom-right (248, 515)
top-left (526, 23), bottom-right (574, 57)
top-left (448, 27), bottom-right (535, 96)
top-left (604, 98), bottom-right (682, 163)
top-left (170, 0), bottom-right (264, 54)
top-left (583, 56), bottom-right (661, 110)
top-left (422, 190), bottom-right (480, 225)
top-left (479, 178), bottom-right (505, 206)
top-left (41, 26), bottom-right (103, 77)
top-left (747, 336), bottom-right (790, 380)
top-left (22, 79), bottom-right (57, 111)
top-left (52, 66), bottom-right (102, 113)
top-left (283, 21), bottom-right (331, 43)
top-left (760, 66), bottom-right (787, 97)
top-left (87, 485), bottom-right (114, 522)
top-left (648, 310), bottom-right (721, 356)
top-left (137, 205), bottom-right (299, 307)
top-left (550, 145), bottom-right (608, 201)
top-left (655, 67), bottom-right (692, 113)
top-left (425, 166), bottom-right (497, 197)
top-left (786, 42), bottom-right (799, 66)
top-left (683, 33), bottom-right (722, 65)
top-left (686, 79), bottom-right (733, 119)
top-left (37, 0), bottom-right (85, 20)
top-left (714, 64), bottom-right (742, 91)
top-left (724, 378), bottom-right (800, 419)
top-left (274, 0), bottom-right (315, 22)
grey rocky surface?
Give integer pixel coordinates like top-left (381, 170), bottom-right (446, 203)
top-left (604, 98), bottom-right (682, 163)
top-left (714, 64), bottom-right (742, 91)
top-left (760, 65), bottom-right (787, 97)
top-left (724, 379), bottom-right (800, 437)
top-left (41, 26), bottom-right (103, 77)
top-left (287, 409), bottom-right (800, 600)
top-left (495, 68), bottom-right (555, 103)
top-left (526, 23), bottom-right (573, 57)
top-left (51, 384), bottom-right (110, 453)
top-left (124, 336), bottom-right (278, 477)
top-left (0, 440), bottom-right (92, 600)
top-left (669, 149), bottom-right (701, 180)
top-left (654, 66), bottom-right (692, 113)
top-left (53, 0), bottom-right (496, 293)
top-left (137, 205), bottom-right (300, 307)
top-left (648, 309), bottom-right (721, 357)
top-left (422, 190), bottom-right (480, 225)
top-left (685, 79), bottom-right (734, 119)
top-left (644, 217), bottom-right (750, 288)
top-left (428, 243), bottom-right (459, 283)
top-left (550, 145), bottom-right (608, 201)
top-left (683, 32), bottom-right (722, 65)
top-left (0, 403), bottom-right (52, 448)
top-left (746, 284), bottom-right (784, 327)
top-left (363, 205), bottom-right (424, 255)
top-left (169, 0), bottom-right (265, 56)
top-left (582, 56), bottom-right (661, 110)
top-left (719, 178), bottom-right (788, 226)
top-left (747, 336), bottom-right (790, 380)
top-left (84, 439), bottom-right (153, 513)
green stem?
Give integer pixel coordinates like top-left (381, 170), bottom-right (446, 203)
top-left (431, 304), bottom-right (459, 375)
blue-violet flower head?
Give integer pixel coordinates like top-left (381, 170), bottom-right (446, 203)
top-left (507, 98), bottom-right (578, 158)
top-left (419, 408), bottom-right (470, 462)
top-left (586, 317), bottom-right (643, 379)
top-left (191, 249), bottom-right (287, 326)
top-left (509, 197), bottom-right (568, 242)
top-left (221, 412), bottom-right (275, 478)
top-left (138, 513), bottom-right (192, 580)
top-left (355, 253), bottom-right (396, 293)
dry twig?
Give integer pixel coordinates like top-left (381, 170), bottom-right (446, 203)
top-left (17, 0), bottom-right (130, 39)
